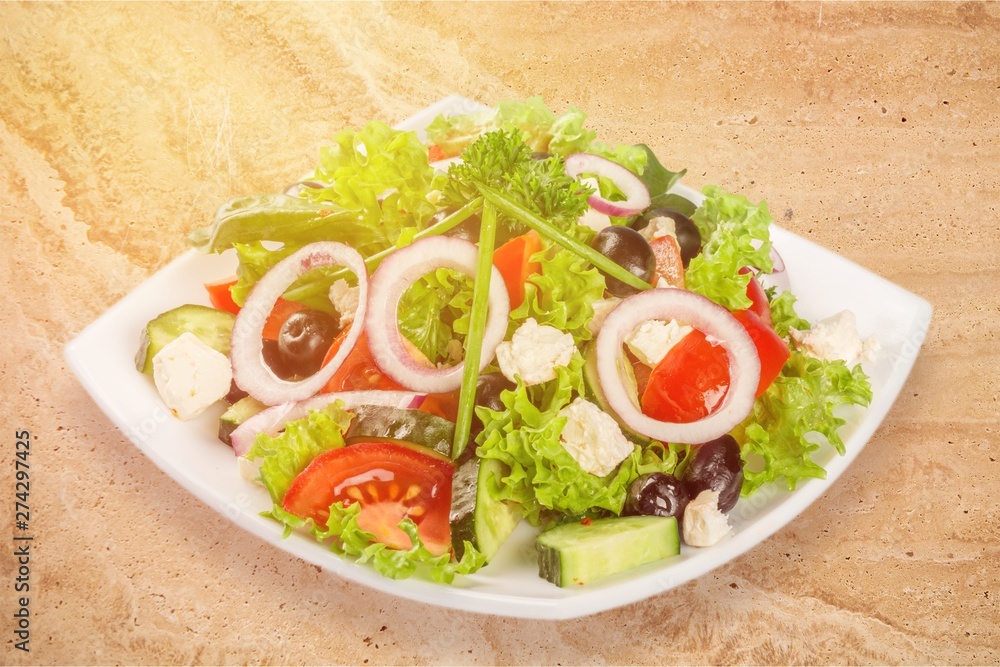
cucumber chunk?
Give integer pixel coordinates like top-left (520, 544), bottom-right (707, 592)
top-left (450, 457), bottom-right (523, 562)
top-left (136, 304), bottom-right (236, 374)
top-left (344, 405), bottom-right (455, 459)
top-left (218, 396), bottom-right (267, 447)
top-left (536, 515), bottom-right (679, 587)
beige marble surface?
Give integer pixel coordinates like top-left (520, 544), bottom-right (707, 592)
top-left (2, 1), bottom-right (998, 664)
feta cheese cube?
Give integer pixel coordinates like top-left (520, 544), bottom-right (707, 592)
top-left (557, 398), bottom-right (633, 477)
top-left (625, 319), bottom-right (693, 367)
top-left (790, 310), bottom-right (879, 367)
top-left (495, 318), bottom-right (576, 386)
top-left (328, 279), bottom-right (360, 329)
top-left (682, 490), bottom-right (732, 547)
top-left (152, 332), bottom-right (232, 421)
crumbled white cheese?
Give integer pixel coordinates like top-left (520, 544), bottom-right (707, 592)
top-left (682, 490), bottom-right (732, 547)
top-left (625, 319), bottom-right (694, 367)
top-left (577, 177), bottom-right (612, 232)
top-left (790, 310), bottom-right (879, 367)
top-left (328, 279), bottom-right (360, 329)
top-left (495, 318), bottom-right (576, 386)
top-left (237, 456), bottom-right (264, 487)
top-left (639, 215), bottom-right (677, 242)
top-left (588, 296), bottom-right (622, 336)
top-left (557, 398), bottom-right (633, 477)
top-left (152, 332), bottom-right (232, 421)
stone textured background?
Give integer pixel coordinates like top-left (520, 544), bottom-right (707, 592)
top-left (1, 2), bottom-right (997, 664)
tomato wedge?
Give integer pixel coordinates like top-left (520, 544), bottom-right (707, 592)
top-left (320, 329), bottom-right (407, 393)
top-left (732, 309), bottom-right (789, 397)
top-left (492, 230), bottom-right (543, 309)
top-left (205, 277), bottom-right (241, 315)
top-left (641, 330), bottom-right (730, 424)
top-left (282, 441), bottom-right (454, 555)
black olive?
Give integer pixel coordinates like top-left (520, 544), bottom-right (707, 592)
top-left (631, 208), bottom-right (702, 268)
top-left (475, 373), bottom-right (516, 414)
top-left (590, 226), bottom-right (656, 297)
top-left (276, 309), bottom-right (339, 378)
top-left (261, 339), bottom-right (295, 380)
top-left (622, 472), bottom-right (691, 520)
top-left (682, 434), bottom-right (744, 513)
top-left (223, 380), bottom-right (249, 405)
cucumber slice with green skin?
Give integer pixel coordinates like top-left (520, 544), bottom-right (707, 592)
top-left (344, 405), bottom-right (455, 459)
top-left (218, 396), bottom-right (268, 447)
top-left (536, 515), bottom-right (679, 587)
top-left (450, 457), bottom-right (524, 562)
top-left (135, 304), bottom-right (236, 374)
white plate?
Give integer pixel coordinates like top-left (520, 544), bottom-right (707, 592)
top-left (64, 96), bottom-right (932, 620)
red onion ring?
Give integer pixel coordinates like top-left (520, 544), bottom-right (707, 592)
top-left (230, 390), bottom-right (425, 457)
top-left (594, 289), bottom-right (761, 444)
top-left (564, 153), bottom-right (651, 218)
top-left (230, 242), bottom-right (368, 406)
top-left (769, 245), bottom-right (786, 274)
top-left (365, 236), bottom-right (510, 394)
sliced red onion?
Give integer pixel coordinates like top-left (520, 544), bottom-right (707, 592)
top-left (230, 390), bottom-right (425, 457)
top-left (282, 180), bottom-right (326, 196)
top-left (769, 245), bottom-right (786, 274)
top-left (594, 289), bottom-right (761, 444)
top-left (230, 242), bottom-right (368, 406)
top-left (564, 153), bottom-right (651, 217)
top-left (365, 236), bottom-right (510, 394)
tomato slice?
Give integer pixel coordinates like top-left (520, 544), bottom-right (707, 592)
top-left (205, 277), bottom-right (241, 315)
top-left (492, 230), bottom-right (543, 309)
top-left (320, 329), bottom-right (407, 393)
top-left (732, 309), bottom-right (789, 397)
top-left (282, 441), bottom-right (454, 555)
top-left (641, 330), bottom-right (731, 423)
top-left (261, 298), bottom-right (309, 341)
top-left (740, 268), bottom-right (772, 326)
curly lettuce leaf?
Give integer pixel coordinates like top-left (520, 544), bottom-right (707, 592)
top-left (510, 242), bottom-right (607, 348)
top-left (247, 403), bottom-right (353, 505)
top-left (685, 186), bottom-right (774, 310)
top-left (476, 354), bottom-right (685, 525)
top-left (768, 288), bottom-right (812, 339)
top-left (301, 502), bottom-right (486, 583)
top-left (738, 350), bottom-right (873, 495)
top-left (398, 267), bottom-right (474, 364)
top-left (305, 120), bottom-right (441, 240)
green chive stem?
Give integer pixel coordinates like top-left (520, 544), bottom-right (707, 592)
top-left (451, 202), bottom-right (498, 459)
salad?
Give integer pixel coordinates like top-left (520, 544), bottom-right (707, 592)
top-left (135, 98), bottom-right (876, 587)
